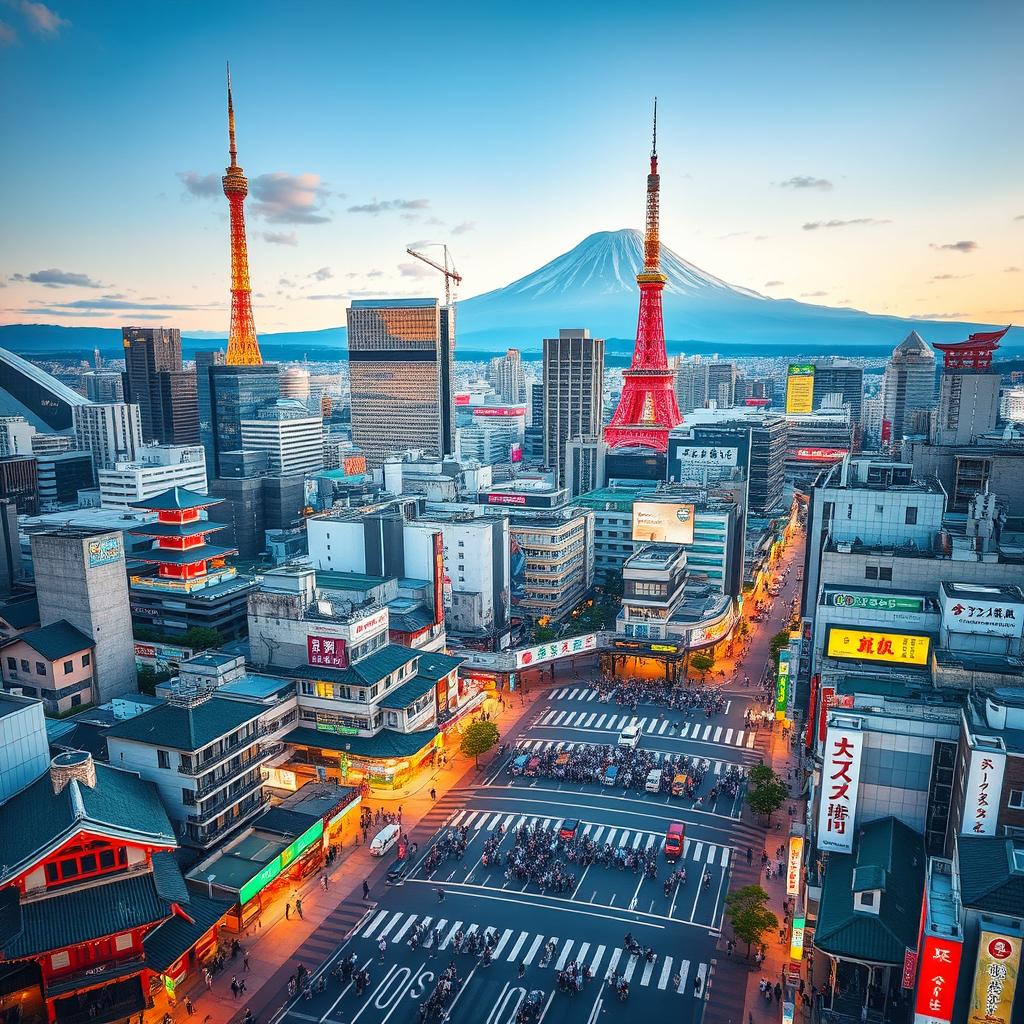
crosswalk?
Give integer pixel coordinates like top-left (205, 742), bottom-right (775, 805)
top-left (353, 909), bottom-right (710, 996)
top-left (535, 709), bottom-right (756, 748)
top-left (439, 810), bottom-right (733, 867)
top-left (549, 687), bottom-right (600, 701)
top-left (513, 737), bottom-right (749, 776)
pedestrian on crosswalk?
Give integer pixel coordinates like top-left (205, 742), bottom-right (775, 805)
top-left (362, 879), bottom-right (370, 899)
top-left (518, 961), bottom-right (526, 979)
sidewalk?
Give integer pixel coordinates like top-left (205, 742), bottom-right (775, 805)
top-left (147, 686), bottom-right (545, 1024)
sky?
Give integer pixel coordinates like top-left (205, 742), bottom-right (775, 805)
top-left (0, 0), bottom-right (1022, 334)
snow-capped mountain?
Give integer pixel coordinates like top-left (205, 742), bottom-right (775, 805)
top-left (456, 228), bottom-right (1017, 352)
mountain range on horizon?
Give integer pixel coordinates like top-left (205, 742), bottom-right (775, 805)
top-left (1, 228), bottom-right (1019, 357)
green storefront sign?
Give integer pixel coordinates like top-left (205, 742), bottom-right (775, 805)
top-left (239, 818), bottom-right (324, 905)
top-left (316, 722), bottom-right (360, 736)
top-left (775, 652), bottom-right (790, 719)
top-left (827, 592), bottom-right (924, 613)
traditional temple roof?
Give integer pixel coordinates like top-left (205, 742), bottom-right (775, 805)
top-left (129, 486), bottom-right (223, 512)
top-left (130, 519), bottom-right (228, 539)
top-left (131, 543), bottom-right (236, 565)
top-left (933, 325), bottom-right (1010, 370)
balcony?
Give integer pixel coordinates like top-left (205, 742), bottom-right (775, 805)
top-left (192, 742), bottom-right (284, 800)
top-left (189, 772), bottom-right (266, 823)
top-left (178, 722), bottom-right (275, 775)
top-left (188, 793), bottom-right (269, 847)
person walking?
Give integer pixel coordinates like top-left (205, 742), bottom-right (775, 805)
top-left (295, 897), bottom-right (303, 920)
top-left (243, 953), bottom-right (250, 972)
top-left (184, 997), bottom-right (194, 1016)
top-left (363, 879), bottom-right (370, 899)
top-left (430, 787), bottom-right (437, 801)
top-left (285, 902), bottom-right (291, 921)
top-left (518, 962), bottom-right (526, 979)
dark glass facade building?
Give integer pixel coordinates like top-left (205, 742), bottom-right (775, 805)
top-left (209, 364), bottom-right (280, 477)
top-left (122, 327), bottom-right (183, 442)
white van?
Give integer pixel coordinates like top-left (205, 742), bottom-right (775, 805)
top-left (645, 768), bottom-right (662, 794)
top-left (618, 724), bottom-right (641, 750)
top-left (370, 823), bottom-right (401, 857)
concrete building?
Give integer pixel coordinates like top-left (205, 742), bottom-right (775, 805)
top-left (280, 366), bottom-right (311, 403)
top-left (672, 355), bottom-right (737, 414)
top-left (0, 455), bottom-right (38, 515)
top-left (488, 348), bottom-right (526, 403)
top-left (81, 369), bottom-right (124, 403)
top-left (347, 298), bottom-right (455, 468)
top-left (73, 402), bottom-right (143, 471)
top-left (0, 416), bottom-right (35, 457)
top-left (565, 436), bottom-right (606, 499)
top-left (240, 399), bottom-right (323, 476)
top-left (194, 349), bottom-right (226, 476)
top-left (881, 331), bottom-right (936, 447)
top-left (0, 691), bottom-right (50, 803)
top-left (1, 619), bottom-right (96, 714)
top-left (456, 405), bottom-right (526, 466)
top-left (30, 527), bottom-right (136, 701)
top-left (931, 361), bottom-right (1000, 447)
top-left (97, 443), bottom-right (207, 510)
top-left (154, 369), bottom-right (200, 446)
top-left (1000, 386), bottom-right (1024, 423)
top-left (209, 363), bottom-right (281, 477)
top-left (860, 394), bottom-right (883, 449)
top-left (809, 357), bottom-right (864, 426)
top-left (36, 450), bottom-right (94, 509)
top-left (30, 432), bottom-right (75, 457)
top-left (784, 399), bottom-right (854, 479)
top-left (543, 329), bottom-right (604, 488)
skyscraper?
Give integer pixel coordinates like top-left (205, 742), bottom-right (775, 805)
top-left (222, 69), bottom-right (263, 367)
top-left (811, 357), bottom-right (864, 425)
top-left (489, 348), bottom-right (526, 403)
top-left (122, 326), bottom-right (182, 441)
top-left (543, 329), bottom-right (604, 488)
top-left (155, 369), bottom-right (200, 445)
top-left (73, 403), bottom-right (143, 470)
top-left (880, 331), bottom-right (936, 447)
top-left (604, 102), bottom-right (682, 451)
top-left (195, 349), bottom-right (226, 476)
top-left (209, 364), bottom-right (280, 476)
top-left (346, 298), bottom-right (454, 468)
top-left (931, 327), bottom-right (1006, 445)
top-left (240, 399), bottom-right (323, 475)
top-left (81, 370), bottom-right (124, 403)
top-left (673, 355), bottom-right (737, 414)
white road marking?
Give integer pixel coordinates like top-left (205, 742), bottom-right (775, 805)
top-left (713, 726), bottom-right (723, 743)
top-left (522, 934), bottom-right (544, 965)
top-left (507, 931), bottom-right (529, 962)
top-left (360, 909), bottom-right (390, 939)
top-left (658, 956), bottom-right (674, 990)
top-left (554, 940), bottom-right (575, 970)
top-left (724, 729), bottom-right (734, 744)
top-left (676, 959), bottom-right (690, 993)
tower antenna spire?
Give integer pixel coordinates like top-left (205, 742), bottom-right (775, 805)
top-left (226, 62), bottom-right (238, 168)
top-left (652, 96), bottom-right (658, 160)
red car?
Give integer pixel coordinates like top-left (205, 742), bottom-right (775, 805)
top-left (559, 819), bottom-right (580, 841)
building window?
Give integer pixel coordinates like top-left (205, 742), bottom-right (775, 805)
top-left (879, 567), bottom-right (892, 581)
top-left (865, 566), bottom-right (878, 580)
top-left (20, 659), bottom-right (29, 673)
top-left (183, 788), bottom-right (196, 806)
top-left (5, 657), bottom-right (14, 670)
top-left (905, 507), bottom-right (918, 525)
top-left (157, 749), bottom-right (170, 769)
top-left (82, 653), bottom-right (91, 667)
top-left (1009, 790), bottom-right (1024, 810)
top-left (36, 662), bottom-right (46, 676)
top-left (44, 840), bottom-right (128, 887)
top-left (63, 660), bottom-right (73, 675)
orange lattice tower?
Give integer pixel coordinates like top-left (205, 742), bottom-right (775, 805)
top-left (604, 99), bottom-right (682, 451)
top-left (223, 66), bottom-right (263, 366)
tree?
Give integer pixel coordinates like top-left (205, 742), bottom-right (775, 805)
top-left (459, 720), bottom-right (500, 767)
top-left (746, 764), bottom-right (789, 823)
top-left (725, 885), bottom-right (778, 957)
top-left (137, 665), bottom-right (157, 695)
top-left (769, 628), bottom-right (790, 659)
top-left (183, 626), bottom-right (222, 652)
top-left (690, 653), bottom-right (715, 680)
top-left (532, 625), bottom-right (558, 643)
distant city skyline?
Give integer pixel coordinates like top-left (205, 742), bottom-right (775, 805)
top-left (1, 1), bottom-right (1022, 333)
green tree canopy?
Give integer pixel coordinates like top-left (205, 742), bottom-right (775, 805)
top-left (459, 720), bottom-right (500, 767)
top-left (724, 885), bottom-right (778, 957)
top-left (690, 653), bottom-right (715, 679)
top-left (769, 629), bottom-right (791, 658)
top-left (746, 764), bottom-right (789, 822)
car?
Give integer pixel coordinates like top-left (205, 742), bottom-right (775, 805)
top-left (645, 768), bottom-right (663, 793)
top-left (525, 756), bottom-right (542, 776)
top-left (664, 822), bottom-right (686, 861)
top-left (559, 819), bottom-right (580, 841)
top-left (618, 724), bottom-right (641, 749)
top-left (603, 764), bottom-right (620, 786)
top-left (671, 772), bottom-right (690, 797)
top-left (385, 854), bottom-right (412, 886)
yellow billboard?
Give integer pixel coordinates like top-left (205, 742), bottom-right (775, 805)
top-left (786, 364), bottom-right (815, 414)
top-left (969, 932), bottom-right (1020, 1024)
top-left (825, 627), bottom-right (931, 666)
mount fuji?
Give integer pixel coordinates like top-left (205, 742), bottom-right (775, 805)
top-left (456, 228), bottom-right (1018, 353)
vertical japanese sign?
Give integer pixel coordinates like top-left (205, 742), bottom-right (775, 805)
top-left (914, 935), bottom-right (962, 1024)
top-left (961, 749), bottom-right (1006, 836)
top-left (816, 725), bottom-right (863, 853)
top-left (776, 651), bottom-right (791, 721)
top-left (790, 917), bottom-right (806, 961)
top-left (969, 932), bottom-right (1020, 1024)
top-left (432, 530), bottom-right (445, 627)
top-left (786, 836), bottom-right (804, 897)
top-left (903, 948), bottom-right (920, 990)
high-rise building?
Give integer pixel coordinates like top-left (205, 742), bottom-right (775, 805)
top-left (30, 432), bottom-right (74, 457)
top-left (673, 356), bottom-right (737, 414)
top-left (543, 329), bottom-right (604, 488)
top-left (222, 70), bottom-right (264, 367)
top-left (810, 357), bottom-right (864, 426)
top-left (0, 416), bottom-right (35, 457)
top-left (930, 327), bottom-right (1005, 446)
top-left (209, 364), bottom-right (280, 476)
top-left (530, 382), bottom-right (545, 428)
top-left (604, 104), bottom-right (682, 451)
top-left (122, 326), bottom-right (183, 441)
top-left (30, 527), bottom-right (136, 700)
top-left (881, 331), bottom-right (936, 447)
top-left (73, 402), bottom-right (143, 471)
top-left (280, 366), bottom-right (312, 403)
top-left (0, 346), bottom-right (91, 432)
top-left (195, 349), bottom-right (226, 475)
top-left (0, 456), bottom-right (38, 515)
top-left (565, 436), bottom-right (606, 498)
top-left (456, 405), bottom-right (526, 466)
top-left (1001, 387), bottom-right (1024, 423)
top-left (489, 348), bottom-right (527, 404)
top-left (155, 369), bottom-right (200, 445)
top-left (97, 443), bottom-right (207, 510)
top-left (240, 399), bottom-right (323, 475)
top-left (346, 297), bottom-right (455, 468)
top-left (81, 369), bottom-right (124, 403)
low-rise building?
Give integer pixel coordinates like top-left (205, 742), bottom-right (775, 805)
top-left (1, 620), bottom-right (96, 715)
top-left (97, 444), bottom-right (207, 510)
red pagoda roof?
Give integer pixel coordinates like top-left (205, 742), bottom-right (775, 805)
top-left (933, 325), bottom-right (1010, 370)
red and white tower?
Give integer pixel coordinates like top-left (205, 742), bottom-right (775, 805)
top-left (604, 101), bottom-right (682, 452)
top-left (223, 67), bottom-right (263, 366)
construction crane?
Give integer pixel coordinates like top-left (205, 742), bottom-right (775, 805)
top-left (405, 244), bottom-right (462, 312)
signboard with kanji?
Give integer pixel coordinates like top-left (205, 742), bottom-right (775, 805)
top-left (968, 931), bottom-right (1020, 1024)
top-left (941, 590), bottom-right (1024, 638)
top-left (825, 626), bottom-right (931, 666)
top-left (961, 749), bottom-right (1006, 836)
top-left (816, 725), bottom-right (863, 854)
top-left (307, 634), bottom-right (348, 669)
top-left (826, 591), bottom-right (926, 613)
top-left (914, 934), bottom-right (962, 1024)
top-left (786, 836), bottom-right (803, 897)
top-left (775, 651), bottom-right (791, 721)
top-left (514, 633), bottom-right (598, 670)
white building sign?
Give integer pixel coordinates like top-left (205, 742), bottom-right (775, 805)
top-left (514, 633), bottom-right (598, 670)
top-left (816, 725), bottom-right (863, 854)
top-left (961, 748), bottom-right (1006, 836)
top-left (941, 591), bottom-right (1023, 638)
top-left (677, 446), bottom-right (739, 469)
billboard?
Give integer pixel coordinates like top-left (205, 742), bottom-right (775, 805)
top-left (352, 607), bottom-right (389, 638)
top-left (793, 447), bottom-right (848, 462)
top-left (473, 406), bottom-right (526, 417)
top-left (786, 836), bottom-right (803, 897)
top-left (343, 455), bottom-right (367, 476)
top-left (786, 364), bottom-right (815, 414)
top-left (87, 536), bottom-right (123, 567)
top-left (676, 445), bottom-right (739, 469)
top-left (307, 634), bottom-right (348, 669)
top-left (238, 818), bottom-right (324, 905)
top-left (432, 531), bottom-right (445, 627)
top-left (509, 443), bottom-right (523, 464)
top-left (632, 502), bottom-right (696, 544)
top-left (134, 641), bottom-right (193, 669)
top-left (825, 626), bottom-right (931, 666)
top-left (817, 725), bottom-right (863, 854)
top-left (510, 534), bottom-right (527, 601)
top-left (969, 932), bottom-right (1020, 1024)
top-left (941, 590), bottom-right (1023, 638)
top-left (961, 749), bottom-right (1006, 836)
top-left (817, 685), bottom-right (855, 742)
top-left (914, 934), bottom-right (963, 1024)
top-left (827, 591), bottom-right (925, 613)
top-left (775, 651), bottom-right (791, 721)
top-left (514, 633), bottom-right (598, 670)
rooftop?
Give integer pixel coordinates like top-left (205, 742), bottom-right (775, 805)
top-left (129, 486), bottom-right (223, 512)
top-left (0, 594), bottom-right (40, 630)
top-left (285, 725), bottom-right (439, 759)
top-left (289, 644), bottom-right (419, 689)
top-left (315, 570), bottom-right (391, 593)
top-left (350, 297), bottom-right (437, 309)
top-left (105, 695), bottom-right (265, 752)
top-left (2, 619), bottom-right (94, 661)
top-left (218, 673), bottom-right (295, 701)
top-left (957, 837), bottom-right (1024, 917)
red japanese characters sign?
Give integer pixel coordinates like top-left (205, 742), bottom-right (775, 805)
top-left (307, 634), bottom-right (348, 669)
top-left (914, 934), bottom-right (962, 1023)
top-left (960, 749), bottom-right (1006, 837)
top-left (816, 725), bottom-right (863, 854)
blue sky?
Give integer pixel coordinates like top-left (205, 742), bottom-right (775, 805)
top-left (1, 0), bottom-right (1022, 332)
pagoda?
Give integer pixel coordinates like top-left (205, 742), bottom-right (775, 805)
top-left (932, 325), bottom-right (1010, 371)
top-left (128, 486), bottom-right (236, 592)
